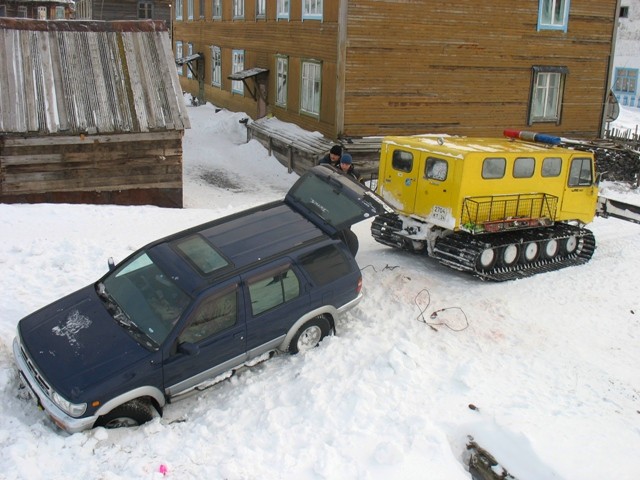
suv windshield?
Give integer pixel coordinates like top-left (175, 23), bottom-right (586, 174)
top-left (101, 252), bottom-right (191, 347)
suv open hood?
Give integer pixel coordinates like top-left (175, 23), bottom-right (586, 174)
top-left (285, 165), bottom-right (391, 236)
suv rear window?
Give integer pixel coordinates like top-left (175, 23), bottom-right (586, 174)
top-left (299, 245), bottom-right (352, 286)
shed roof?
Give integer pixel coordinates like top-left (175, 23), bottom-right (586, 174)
top-left (0, 18), bottom-right (190, 135)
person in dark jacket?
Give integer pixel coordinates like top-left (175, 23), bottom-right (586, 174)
top-left (337, 153), bottom-right (362, 183)
top-left (319, 145), bottom-right (343, 167)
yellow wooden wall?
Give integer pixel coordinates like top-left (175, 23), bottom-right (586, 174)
top-left (173, 0), bottom-right (618, 140)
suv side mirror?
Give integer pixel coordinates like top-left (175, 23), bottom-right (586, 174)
top-left (178, 342), bottom-right (199, 356)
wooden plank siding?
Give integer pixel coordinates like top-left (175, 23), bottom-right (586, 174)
top-left (173, 0), bottom-right (618, 143)
top-left (0, 131), bottom-right (184, 207)
top-left (343, 0), bottom-right (618, 138)
top-left (173, 0), bottom-right (340, 137)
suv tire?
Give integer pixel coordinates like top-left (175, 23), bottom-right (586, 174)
top-left (289, 315), bottom-right (331, 354)
top-left (95, 400), bottom-right (155, 429)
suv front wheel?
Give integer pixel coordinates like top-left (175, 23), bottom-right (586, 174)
top-left (289, 315), bottom-right (331, 354)
top-left (95, 399), bottom-right (156, 429)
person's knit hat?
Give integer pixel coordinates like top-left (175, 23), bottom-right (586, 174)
top-left (340, 153), bottom-right (352, 165)
top-left (330, 145), bottom-right (342, 156)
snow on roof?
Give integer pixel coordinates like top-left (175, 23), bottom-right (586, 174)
top-left (0, 18), bottom-right (189, 135)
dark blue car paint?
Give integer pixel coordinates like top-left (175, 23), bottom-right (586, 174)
top-left (13, 166), bottom-right (388, 433)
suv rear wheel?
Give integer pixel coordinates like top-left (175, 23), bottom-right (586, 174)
top-left (289, 315), bottom-right (331, 354)
top-left (95, 400), bottom-right (155, 429)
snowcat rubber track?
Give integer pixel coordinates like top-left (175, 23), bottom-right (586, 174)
top-left (371, 213), bottom-right (596, 281)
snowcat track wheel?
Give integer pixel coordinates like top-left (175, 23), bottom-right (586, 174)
top-left (499, 244), bottom-right (520, 267)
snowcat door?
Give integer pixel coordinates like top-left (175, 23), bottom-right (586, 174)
top-left (377, 147), bottom-right (419, 215)
top-left (285, 165), bottom-right (391, 236)
top-left (561, 156), bottom-right (598, 224)
top-left (414, 155), bottom-right (456, 230)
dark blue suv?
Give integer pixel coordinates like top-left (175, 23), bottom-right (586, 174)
top-left (13, 166), bottom-right (388, 433)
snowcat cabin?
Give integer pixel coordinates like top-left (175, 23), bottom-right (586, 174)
top-left (375, 135), bottom-right (598, 231)
top-left (372, 135), bottom-right (599, 281)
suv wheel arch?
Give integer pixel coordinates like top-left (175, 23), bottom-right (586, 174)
top-left (278, 308), bottom-right (337, 353)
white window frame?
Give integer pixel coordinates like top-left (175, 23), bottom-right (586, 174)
top-left (276, 56), bottom-right (288, 107)
top-left (210, 46), bottom-right (222, 87)
top-left (188, 0), bottom-right (194, 20)
top-left (187, 43), bottom-right (194, 79)
top-left (300, 60), bottom-right (321, 116)
top-left (537, 0), bottom-right (570, 32)
top-left (614, 68), bottom-right (638, 95)
top-left (17, 5), bottom-right (27, 17)
top-left (55, 6), bottom-right (65, 19)
top-left (233, 0), bottom-right (244, 18)
top-left (176, 41), bottom-right (184, 76)
top-left (232, 50), bottom-right (245, 94)
top-left (37, 6), bottom-right (47, 19)
top-left (302, 0), bottom-right (322, 20)
top-left (529, 66), bottom-right (567, 124)
top-left (212, 0), bottom-right (221, 18)
top-left (277, 0), bottom-right (289, 20)
top-left (175, 0), bottom-right (183, 20)
top-left (138, 1), bottom-right (153, 19)
top-left (256, 0), bottom-right (266, 18)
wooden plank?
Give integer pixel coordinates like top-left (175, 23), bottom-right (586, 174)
top-left (2, 130), bottom-right (183, 147)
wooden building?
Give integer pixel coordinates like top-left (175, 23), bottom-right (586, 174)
top-left (74, 0), bottom-right (171, 25)
top-left (0, 18), bottom-right (190, 207)
top-left (0, 0), bottom-right (75, 19)
top-left (171, 0), bottom-right (620, 144)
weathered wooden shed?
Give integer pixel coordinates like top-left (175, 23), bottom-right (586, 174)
top-left (0, 18), bottom-right (189, 207)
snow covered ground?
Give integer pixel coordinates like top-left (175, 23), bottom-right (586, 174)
top-left (0, 102), bottom-right (639, 480)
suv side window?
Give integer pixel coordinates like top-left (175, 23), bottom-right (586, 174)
top-left (299, 244), bottom-right (351, 286)
top-left (179, 285), bottom-right (238, 343)
top-left (247, 264), bottom-right (300, 316)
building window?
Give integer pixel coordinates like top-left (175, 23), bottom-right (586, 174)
top-left (303, 0), bottom-right (322, 20)
top-left (176, 0), bottom-right (183, 20)
top-left (0, 5), bottom-right (6, 17)
top-left (233, 0), bottom-right (244, 18)
top-left (256, 0), bottom-right (265, 18)
top-left (176, 41), bottom-right (183, 75)
top-left (37, 6), bottom-right (47, 19)
top-left (188, 0), bottom-right (194, 19)
top-left (199, 0), bottom-right (204, 17)
top-left (277, 0), bottom-right (289, 20)
top-left (232, 50), bottom-right (245, 94)
top-left (138, 1), bottom-right (153, 18)
top-left (538, 0), bottom-right (570, 32)
top-left (211, 46), bottom-right (222, 86)
top-left (212, 0), bottom-right (221, 18)
top-left (187, 43), bottom-right (194, 79)
top-left (301, 60), bottom-right (321, 116)
top-left (55, 6), bottom-right (65, 19)
top-left (529, 66), bottom-right (567, 124)
top-left (276, 56), bottom-right (288, 106)
top-left (17, 6), bottom-right (27, 17)
top-left (620, 6), bottom-right (629, 18)
top-left (614, 68), bottom-right (638, 95)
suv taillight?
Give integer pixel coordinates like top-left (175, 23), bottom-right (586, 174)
top-left (356, 276), bottom-right (362, 294)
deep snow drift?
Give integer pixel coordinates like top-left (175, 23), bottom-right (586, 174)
top-left (0, 102), bottom-right (639, 480)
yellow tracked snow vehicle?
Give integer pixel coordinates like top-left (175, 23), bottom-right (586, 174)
top-left (371, 130), bottom-right (626, 281)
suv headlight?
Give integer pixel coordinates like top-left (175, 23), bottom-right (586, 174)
top-left (52, 391), bottom-right (87, 417)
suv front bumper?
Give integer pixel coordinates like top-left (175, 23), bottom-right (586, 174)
top-left (13, 337), bottom-right (98, 434)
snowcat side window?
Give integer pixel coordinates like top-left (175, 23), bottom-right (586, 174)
top-left (568, 157), bottom-right (593, 187)
top-left (513, 157), bottom-right (535, 178)
top-left (392, 150), bottom-right (413, 173)
top-left (542, 157), bottom-right (562, 177)
top-left (425, 157), bottom-right (448, 181)
top-left (482, 157), bottom-right (506, 179)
